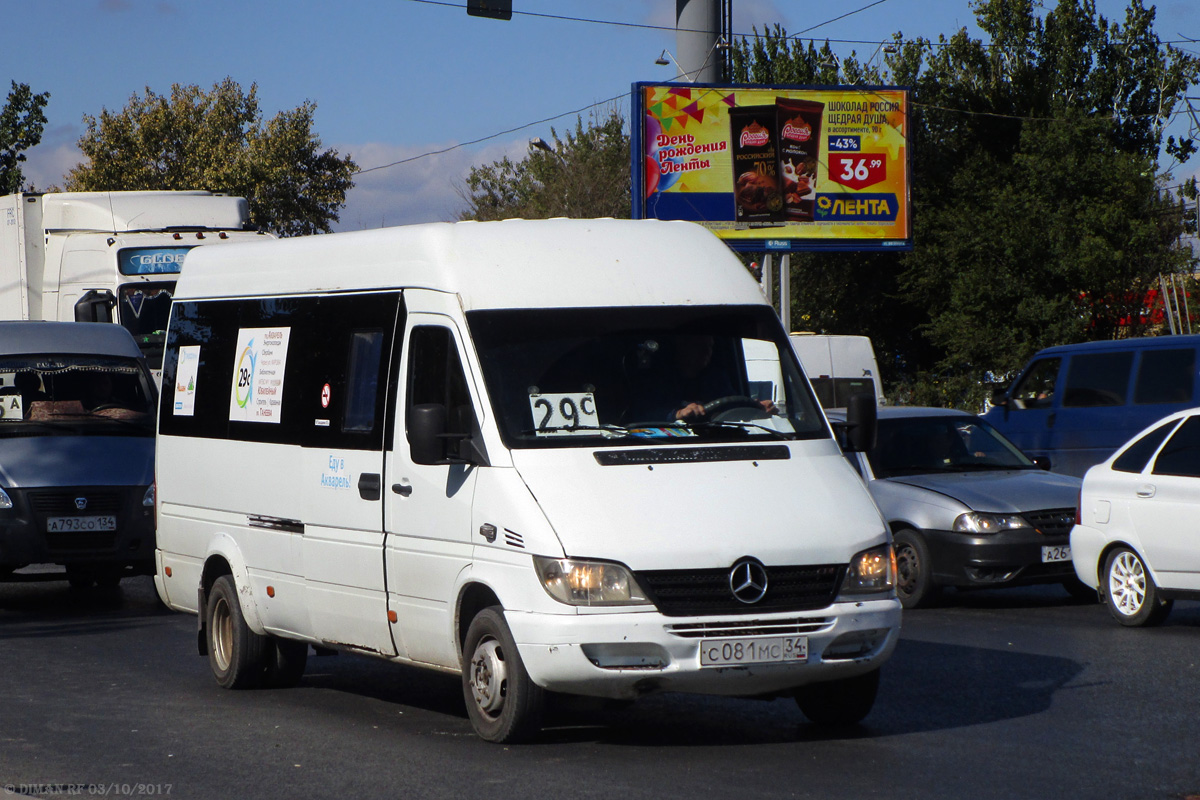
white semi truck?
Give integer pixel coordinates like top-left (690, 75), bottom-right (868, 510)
top-left (0, 191), bottom-right (273, 377)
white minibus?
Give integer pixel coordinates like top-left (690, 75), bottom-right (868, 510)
top-left (154, 218), bottom-right (899, 742)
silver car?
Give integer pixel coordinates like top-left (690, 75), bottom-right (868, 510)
top-left (831, 407), bottom-right (1082, 608)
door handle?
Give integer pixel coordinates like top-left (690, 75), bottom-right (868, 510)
top-left (1136, 484), bottom-right (1156, 498)
top-left (358, 473), bottom-right (381, 501)
top-left (1046, 412), bottom-right (1056, 428)
top-left (392, 483), bottom-right (413, 497)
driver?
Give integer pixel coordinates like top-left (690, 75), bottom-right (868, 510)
top-left (655, 334), bottom-right (776, 422)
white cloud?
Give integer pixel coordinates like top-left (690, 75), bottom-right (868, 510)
top-left (333, 137), bottom-right (530, 232)
top-left (17, 124), bottom-right (83, 192)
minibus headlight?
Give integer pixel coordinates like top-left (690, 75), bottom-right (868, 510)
top-left (533, 556), bottom-right (650, 607)
top-left (839, 544), bottom-right (895, 596)
top-left (953, 512), bottom-right (1031, 534)
top-left (0, 486), bottom-right (11, 510)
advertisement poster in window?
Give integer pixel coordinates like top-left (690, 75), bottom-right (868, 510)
top-left (174, 345), bottom-right (201, 416)
top-left (632, 82), bottom-right (911, 252)
top-left (229, 327), bottom-right (291, 423)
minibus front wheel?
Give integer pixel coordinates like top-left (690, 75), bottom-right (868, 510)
top-left (462, 607), bottom-right (545, 743)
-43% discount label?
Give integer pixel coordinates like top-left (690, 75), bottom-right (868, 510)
top-left (829, 154), bottom-right (887, 190)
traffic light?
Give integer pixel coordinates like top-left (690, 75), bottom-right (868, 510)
top-left (467, 0), bottom-right (511, 20)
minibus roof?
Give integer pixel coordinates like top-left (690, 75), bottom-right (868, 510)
top-left (176, 219), bottom-right (767, 310)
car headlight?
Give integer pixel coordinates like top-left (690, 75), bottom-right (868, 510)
top-left (142, 484), bottom-right (155, 508)
top-left (953, 512), bottom-right (1031, 534)
top-left (0, 487), bottom-right (11, 510)
top-left (533, 556), bottom-right (650, 607)
top-left (839, 543), bottom-right (895, 596)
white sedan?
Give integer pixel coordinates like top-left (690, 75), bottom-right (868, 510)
top-left (1071, 407), bottom-right (1200, 626)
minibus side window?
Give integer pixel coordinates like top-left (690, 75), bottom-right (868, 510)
top-left (1062, 352), bottom-right (1132, 407)
top-left (1011, 358), bottom-right (1060, 409)
top-left (343, 330), bottom-right (384, 433)
top-left (1134, 348), bottom-right (1196, 405)
top-left (408, 326), bottom-right (472, 438)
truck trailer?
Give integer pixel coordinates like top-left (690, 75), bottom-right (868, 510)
top-left (1, 191), bottom-right (272, 378)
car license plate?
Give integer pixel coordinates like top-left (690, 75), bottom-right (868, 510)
top-left (1042, 545), bottom-right (1071, 563)
top-left (46, 515), bottom-right (117, 532)
top-left (700, 636), bottom-right (808, 667)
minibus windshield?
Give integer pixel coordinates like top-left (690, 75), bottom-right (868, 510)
top-left (468, 305), bottom-right (829, 448)
top-left (0, 355), bottom-right (156, 436)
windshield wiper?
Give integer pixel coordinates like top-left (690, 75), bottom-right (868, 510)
top-left (681, 419), bottom-right (792, 440)
top-left (520, 423), bottom-right (633, 438)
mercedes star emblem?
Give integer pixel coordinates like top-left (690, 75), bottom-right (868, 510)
top-left (729, 558), bottom-right (769, 604)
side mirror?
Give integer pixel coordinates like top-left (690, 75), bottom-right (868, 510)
top-left (74, 289), bottom-right (117, 323)
top-left (989, 386), bottom-right (1009, 409)
top-left (843, 392), bottom-right (877, 453)
top-left (407, 403), bottom-right (490, 467)
top-left (1032, 456), bottom-right (1052, 471)
top-left (408, 403), bottom-right (447, 465)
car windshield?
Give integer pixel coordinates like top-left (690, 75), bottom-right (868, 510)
top-left (0, 354), bottom-right (156, 437)
top-left (467, 305), bottom-right (829, 448)
top-left (866, 415), bottom-right (1035, 477)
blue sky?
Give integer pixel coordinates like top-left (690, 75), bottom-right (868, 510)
top-left (5, 0), bottom-right (1198, 231)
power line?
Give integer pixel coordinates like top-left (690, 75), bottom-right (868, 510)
top-left (399, 0), bottom-right (1199, 47)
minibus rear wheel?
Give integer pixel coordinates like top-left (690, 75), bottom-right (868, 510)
top-left (206, 575), bottom-right (267, 689)
top-left (462, 607), bottom-right (545, 743)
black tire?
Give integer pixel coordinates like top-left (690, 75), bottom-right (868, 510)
top-left (795, 668), bottom-right (881, 727)
top-left (65, 567), bottom-right (95, 590)
top-left (1102, 547), bottom-right (1173, 627)
top-left (1061, 576), bottom-right (1099, 603)
top-left (206, 575), bottom-right (268, 689)
top-left (264, 637), bottom-right (309, 688)
top-left (93, 569), bottom-right (123, 591)
top-left (462, 606), bottom-right (545, 743)
top-left (893, 529), bottom-right (938, 609)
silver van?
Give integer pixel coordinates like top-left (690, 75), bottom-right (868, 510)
top-left (0, 321), bottom-right (157, 587)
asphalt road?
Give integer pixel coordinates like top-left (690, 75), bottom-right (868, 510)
top-left (2, 575), bottom-right (1198, 800)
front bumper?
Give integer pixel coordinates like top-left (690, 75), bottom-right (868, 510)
top-left (924, 528), bottom-right (1075, 588)
top-left (506, 597), bottom-right (901, 699)
top-left (0, 485), bottom-right (155, 574)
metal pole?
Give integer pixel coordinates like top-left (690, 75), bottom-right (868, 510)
top-left (761, 254), bottom-right (773, 307)
top-left (780, 253), bottom-right (791, 333)
top-left (676, 0), bottom-right (720, 83)
top-left (1160, 274), bottom-right (1178, 335)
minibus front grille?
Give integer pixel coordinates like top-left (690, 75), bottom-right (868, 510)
top-left (635, 564), bottom-right (844, 617)
top-left (1025, 508), bottom-right (1075, 537)
top-left (665, 617), bottom-right (835, 638)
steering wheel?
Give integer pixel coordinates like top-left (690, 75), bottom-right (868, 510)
top-left (90, 403), bottom-right (125, 412)
top-left (701, 395), bottom-right (764, 421)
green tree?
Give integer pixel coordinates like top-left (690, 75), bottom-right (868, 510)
top-left (733, 0), bottom-right (1199, 408)
top-left (459, 108), bottom-right (629, 221)
top-left (0, 81), bottom-right (50, 194)
top-left (63, 78), bottom-right (356, 237)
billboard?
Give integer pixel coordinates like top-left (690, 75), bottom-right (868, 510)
top-left (632, 82), bottom-right (911, 252)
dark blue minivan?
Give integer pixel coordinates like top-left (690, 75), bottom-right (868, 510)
top-left (983, 335), bottom-right (1200, 477)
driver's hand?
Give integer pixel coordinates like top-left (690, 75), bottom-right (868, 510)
top-left (759, 399), bottom-right (777, 415)
top-left (675, 402), bottom-right (706, 420)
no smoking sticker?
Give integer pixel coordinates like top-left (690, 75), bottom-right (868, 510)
top-left (321, 383), bottom-right (331, 408)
